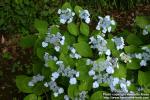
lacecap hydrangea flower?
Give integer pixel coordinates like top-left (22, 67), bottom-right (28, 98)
top-left (58, 8), bottom-right (75, 24)
top-left (96, 15), bottom-right (115, 33)
top-left (79, 10), bottom-right (90, 24)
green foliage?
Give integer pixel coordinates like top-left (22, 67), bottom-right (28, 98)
top-left (74, 5), bottom-right (83, 15)
top-left (138, 71), bottom-right (150, 87)
top-left (73, 41), bottom-right (93, 57)
top-left (135, 16), bottom-right (150, 32)
top-left (67, 22), bottom-right (79, 36)
top-left (16, 75), bottom-right (33, 93)
top-left (68, 85), bottom-right (78, 99)
top-left (126, 34), bottom-right (143, 46)
top-left (24, 94), bottom-right (41, 100)
top-left (126, 59), bottom-right (140, 70)
top-left (34, 19), bottom-right (48, 34)
top-left (113, 64), bottom-right (127, 78)
top-left (80, 22), bottom-right (89, 36)
top-left (90, 91), bottom-right (103, 100)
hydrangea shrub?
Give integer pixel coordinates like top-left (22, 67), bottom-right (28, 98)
top-left (16, 2), bottom-right (150, 100)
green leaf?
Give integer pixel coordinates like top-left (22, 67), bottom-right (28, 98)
top-left (126, 58), bottom-right (140, 70)
top-left (16, 75), bottom-right (33, 93)
top-left (67, 23), bottom-right (79, 36)
top-left (90, 91), bottom-right (104, 100)
top-left (126, 34), bottom-right (143, 46)
top-left (74, 5), bottom-right (83, 15)
top-left (62, 2), bottom-right (72, 9)
top-left (138, 71), bottom-right (150, 87)
top-left (59, 53), bottom-right (75, 67)
top-left (135, 16), bottom-right (150, 31)
top-left (124, 45), bottom-right (140, 53)
top-left (34, 19), bottom-right (48, 34)
top-left (80, 22), bottom-right (89, 36)
top-left (79, 80), bottom-right (92, 91)
top-left (32, 82), bottom-right (48, 95)
top-left (73, 41), bottom-right (93, 57)
top-left (36, 48), bottom-right (46, 60)
top-left (24, 94), bottom-right (38, 100)
top-left (113, 64), bottom-right (126, 78)
top-left (42, 67), bottom-right (51, 79)
top-left (51, 94), bottom-right (64, 100)
top-left (68, 85), bottom-right (78, 99)
top-left (107, 39), bottom-right (115, 50)
top-left (78, 35), bottom-right (88, 42)
top-left (47, 60), bottom-right (58, 72)
top-left (50, 25), bottom-right (60, 34)
top-left (19, 35), bottom-right (37, 48)
top-left (33, 62), bottom-right (43, 75)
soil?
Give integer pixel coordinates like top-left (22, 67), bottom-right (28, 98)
top-left (0, 4), bottom-right (150, 100)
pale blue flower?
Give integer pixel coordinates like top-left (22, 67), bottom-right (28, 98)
top-left (79, 10), bottom-right (90, 24)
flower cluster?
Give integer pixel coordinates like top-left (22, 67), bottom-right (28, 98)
top-left (56, 61), bottom-right (79, 85)
top-left (42, 32), bottom-right (65, 52)
top-left (109, 77), bottom-right (131, 93)
top-left (28, 74), bottom-right (44, 87)
top-left (68, 46), bottom-right (81, 59)
top-left (43, 52), bottom-right (58, 67)
top-left (75, 91), bottom-right (88, 100)
top-left (44, 81), bottom-right (64, 97)
top-left (96, 15), bottom-right (115, 33)
top-left (79, 10), bottom-right (90, 24)
top-left (87, 56), bottom-right (118, 88)
top-left (58, 8), bottom-right (75, 24)
top-left (131, 46), bottom-right (150, 66)
top-left (112, 37), bottom-right (125, 50)
top-left (89, 35), bottom-right (110, 55)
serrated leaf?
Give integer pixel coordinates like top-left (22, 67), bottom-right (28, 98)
top-left (138, 71), bottom-right (150, 87)
top-left (62, 2), bottom-right (72, 9)
top-left (90, 91), bottom-right (104, 100)
top-left (73, 41), bottom-right (93, 57)
top-left (113, 64), bottom-right (126, 78)
top-left (74, 5), bottom-right (83, 15)
top-left (68, 85), bottom-right (78, 99)
top-left (19, 35), bottom-right (37, 48)
top-left (16, 75), bottom-right (33, 93)
top-left (126, 58), bottom-right (140, 70)
top-left (67, 23), bottom-right (79, 36)
top-left (34, 19), bottom-right (48, 34)
top-left (80, 22), bottom-right (89, 36)
top-left (126, 34), bottom-right (143, 46)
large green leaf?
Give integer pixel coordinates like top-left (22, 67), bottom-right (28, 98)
top-left (16, 75), bottom-right (33, 93)
top-left (47, 60), bottom-right (58, 72)
top-left (68, 85), bottom-right (79, 99)
top-left (80, 22), bottom-right (89, 36)
top-left (73, 41), bottom-right (93, 57)
top-left (62, 2), bottom-right (72, 9)
top-left (113, 64), bottom-right (126, 78)
top-left (24, 94), bottom-right (41, 100)
top-left (124, 45), bottom-right (140, 53)
top-left (126, 58), bottom-right (140, 70)
top-left (50, 25), bottom-right (60, 34)
top-left (135, 16), bottom-right (150, 32)
top-left (74, 5), bottom-right (83, 15)
top-left (126, 34), bottom-right (143, 46)
top-left (34, 19), bottom-right (48, 34)
top-left (138, 71), bottom-right (150, 87)
top-left (90, 91), bottom-right (104, 100)
top-left (79, 80), bottom-right (92, 91)
top-left (67, 22), bottom-right (79, 36)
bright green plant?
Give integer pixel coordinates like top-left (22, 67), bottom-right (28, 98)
top-left (16, 2), bottom-right (150, 100)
